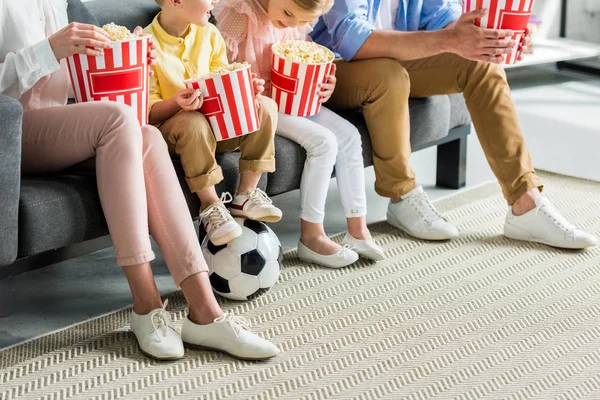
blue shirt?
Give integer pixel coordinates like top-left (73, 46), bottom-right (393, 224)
top-left (310, 0), bottom-right (462, 61)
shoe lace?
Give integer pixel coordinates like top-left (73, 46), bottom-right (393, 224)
top-left (149, 299), bottom-right (170, 340)
top-left (407, 192), bottom-right (445, 225)
top-left (215, 312), bottom-right (255, 338)
top-left (538, 200), bottom-right (575, 233)
top-left (245, 188), bottom-right (273, 205)
top-left (337, 244), bottom-right (354, 259)
top-left (199, 192), bottom-right (233, 229)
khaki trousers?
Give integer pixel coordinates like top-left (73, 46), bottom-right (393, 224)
top-left (328, 53), bottom-right (543, 204)
top-left (158, 96), bottom-right (278, 193)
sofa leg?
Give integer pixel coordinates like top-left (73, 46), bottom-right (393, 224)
top-left (436, 136), bottom-right (467, 189)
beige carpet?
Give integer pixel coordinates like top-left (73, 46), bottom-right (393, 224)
top-left (3, 171), bottom-right (600, 400)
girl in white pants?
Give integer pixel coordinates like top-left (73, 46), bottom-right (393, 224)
top-left (216, 0), bottom-right (384, 268)
top-left (276, 108), bottom-right (385, 267)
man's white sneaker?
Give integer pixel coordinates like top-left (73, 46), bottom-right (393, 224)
top-left (504, 197), bottom-right (597, 249)
top-left (386, 186), bottom-right (459, 240)
top-left (297, 241), bottom-right (359, 268)
top-left (231, 188), bottom-right (282, 223)
top-left (130, 300), bottom-right (184, 361)
top-left (342, 233), bottom-right (385, 261)
top-left (181, 312), bottom-right (280, 361)
top-left (199, 192), bottom-right (242, 245)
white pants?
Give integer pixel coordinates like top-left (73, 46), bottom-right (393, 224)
top-left (277, 107), bottom-right (367, 224)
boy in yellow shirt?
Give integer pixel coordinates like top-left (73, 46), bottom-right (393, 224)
top-left (145, 0), bottom-right (281, 246)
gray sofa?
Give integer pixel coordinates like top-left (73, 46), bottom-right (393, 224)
top-left (0, 0), bottom-right (471, 278)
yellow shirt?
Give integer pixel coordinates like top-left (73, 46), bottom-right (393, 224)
top-left (143, 13), bottom-right (228, 112)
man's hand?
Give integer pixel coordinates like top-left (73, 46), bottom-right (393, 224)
top-left (446, 9), bottom-right (516, 64)
top-left (318, 63), bottom-right (337, 104)
top-left (48, 22), bottom-right (113, 60)
top-left (134, 26), bottom-right (157, 76)
top-left (173, 88), bottom-right (203, 111)
top-left (251, 73), bottom-right (265, 109)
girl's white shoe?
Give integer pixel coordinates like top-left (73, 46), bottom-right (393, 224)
top-left (297, 241), bottom-right (359, 268)
top-left (130, 300), bottom-right (185, 361)
top-left (343, 233), bottom-right (385, 261)
top-left (181, 312), bottom-right (280, 361)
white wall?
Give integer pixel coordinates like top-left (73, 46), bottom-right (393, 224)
top-left (534, 0), bottom-right (600, 43)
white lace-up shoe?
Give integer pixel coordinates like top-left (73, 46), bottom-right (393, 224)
top-left (231, 188), bottom-right (282, 223)
top-left (130, 300), bottom-right (184, 361)
top-left (199, 192), bottom-right (242, 245)
top-left (297, 242), bottom-right (359, 268)
top-left (386, 186), bottom-right (459, 240)
top-left (504, 197), bottom-right (597, 249)
top-left (181, 312), bottom-right (280, 361)
top-left (342, 233), bottom-right (385, 261)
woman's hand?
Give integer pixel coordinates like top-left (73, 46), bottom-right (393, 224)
top-left (48, 22), bottom-right (113, 60)
top-left (173, 88), bottom-right (203, 111)
top-left (133, 26), bottom-right (157, 76)
top-left (251, 73), bottom-right (265, 109)
top-left (318, 63), bottom-right (336, 104)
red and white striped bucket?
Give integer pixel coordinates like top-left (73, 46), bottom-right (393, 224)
top-left (270, 43), bottom-right (334, 117)
top-left (463, 0), bottom-right (535, 64)
top-left (185, 66), bottom-right (260, 142)
top-left (66, 36), bottom-right (150, 126)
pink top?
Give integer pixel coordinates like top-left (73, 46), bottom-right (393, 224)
top-left (214, 0), bottom-right (311, 96)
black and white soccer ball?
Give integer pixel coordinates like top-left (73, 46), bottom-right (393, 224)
top-left (200, 218), bottom-right (283, 301)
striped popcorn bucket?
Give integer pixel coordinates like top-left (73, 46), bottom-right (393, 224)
top-left (463, 0), bottom-right (535, 64)
top-left (66, 36), bottom-right (150, 126)
top-left (270, 43), bottom-right (334, 117)
top-left (185, 66), bottom-right (259, 142)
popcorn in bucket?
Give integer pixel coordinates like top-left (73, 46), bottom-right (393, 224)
top-left (463, 0), bottom-right (536, 64)
top-left (185, 63), bottom-right (260, 142)
top-left (270, 40), bottom-right (335, 117)
top-left (66, 24), bottom-right (150, 126)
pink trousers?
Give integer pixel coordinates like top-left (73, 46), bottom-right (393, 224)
top-left (21, 101), bottom-right (208, 286)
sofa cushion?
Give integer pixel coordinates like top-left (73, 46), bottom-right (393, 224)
top-left (84, 0), bottom-right (160, 30)
top-left (266, 95), bottom-right (469, 196)
top-left (18, 175), bottom-right (107, 257)
top-left (67, 0), bottom-right (99, 26)
top-left (0, 95), bottom-right (23, 266)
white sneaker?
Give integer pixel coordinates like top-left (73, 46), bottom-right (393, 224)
top-left (386, 186), bottom-right (459, 240)
top-left (231, 188), bottom-right (282, 223)
top-left (130, 300), bottom-right (184, 361)
top-left (181, 312), bottom-right (280, 361)
top-left (342, 233), bottom-right (385, 261)
top-left (297, 241), bottom-right (359, 268)
top-left (199, 192), bottom-right (242, 245)
top-left (504, 196), bottom-right (597, 249)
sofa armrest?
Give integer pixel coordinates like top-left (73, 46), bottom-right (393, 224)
top-left (0, 94), bottom-right (23, 266)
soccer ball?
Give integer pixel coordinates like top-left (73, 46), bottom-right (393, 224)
top-left (200, 218), bottom-right (283, 301)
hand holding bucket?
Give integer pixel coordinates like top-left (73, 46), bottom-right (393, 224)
top-left (462, 0), bottom-right (535, 64)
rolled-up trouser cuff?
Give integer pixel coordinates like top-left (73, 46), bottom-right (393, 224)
top-left (186, 166), bottom-right (224, 193)
top-left (117, 250), bottom-right (156, 267)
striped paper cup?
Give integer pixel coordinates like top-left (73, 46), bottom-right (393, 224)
top-left (463, 0), bottom-right (535, 64)
top-left (185, 65), bottom-right (259, 142)
top-left (66, 35), bottom-right (150, 126)
top-left (270, 42), bottom-right (334, 117)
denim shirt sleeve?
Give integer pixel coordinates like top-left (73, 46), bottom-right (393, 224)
top-left (419, 0), bottom-right (462, 31)
top-left (320, 0), bottom-right (375, 61)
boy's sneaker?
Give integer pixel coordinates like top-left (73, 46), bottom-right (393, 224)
top-left (231, 188), bottom-right (282, 223)
top-left (200, 192), bottom-right (242, 246)
top-left (504, 196), bottom-right (597, 249)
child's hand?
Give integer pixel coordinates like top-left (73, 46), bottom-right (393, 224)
top-left (516, 26), bottom-right (530, 63)
top-left (134, 26), bottom-right (157, 76)
top-left (173, 88), bottom-right (204, 111)
top-left (318, 63), bottom-right (336, 104)
top-left (252, 73), bottom-right (265, 109)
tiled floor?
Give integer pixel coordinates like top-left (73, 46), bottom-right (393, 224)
top-left (1, 65), bottom-right (599, 349)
